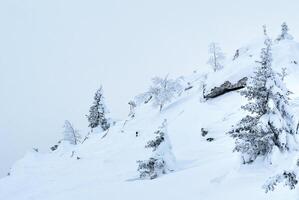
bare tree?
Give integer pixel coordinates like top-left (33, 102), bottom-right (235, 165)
top-left (207, 42), bottom-right (225, 72)
top-left (135, 76), bottom-right (183, 111)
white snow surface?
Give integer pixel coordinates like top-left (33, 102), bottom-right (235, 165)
top-left (2, 38), bottom-right (299, 200)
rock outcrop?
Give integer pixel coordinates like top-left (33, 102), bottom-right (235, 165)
top-left (204, 77), bottom-right (248, 99)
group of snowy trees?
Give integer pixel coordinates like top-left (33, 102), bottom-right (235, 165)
top-left (135, 22), bottom-right (298, 182)
top-left (131, 77), bottom-right (185, 179)
top-left (60, 22), bottom-right (298, 185)
top-left (59, 27), bottom-right (233, 146)
top-left (132, 46), bottom-right (227, 111)
top-left (133, 43), bottom-right (226, 112)
top-left (60, 86), bottom-right (111, 146)
top-left (133, 77), bottom-right (182, 179)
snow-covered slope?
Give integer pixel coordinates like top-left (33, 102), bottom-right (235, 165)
top-left (206, 38), bottom-right (299, 96)
top-left (2, 37), bottom-right (299, 200)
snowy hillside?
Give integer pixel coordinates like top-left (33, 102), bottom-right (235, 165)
top-left (2, 32), bottom-right (299, 200)
top-left (206, 38), bottom-right (299, 96)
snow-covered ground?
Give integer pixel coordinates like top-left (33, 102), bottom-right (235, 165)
top-left (1, 37), bottom-right (299, 200)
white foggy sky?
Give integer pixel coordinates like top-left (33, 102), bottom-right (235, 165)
top-left (1, 0), bottom-right (299, 177)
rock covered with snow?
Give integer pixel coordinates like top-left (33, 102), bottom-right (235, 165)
top-left (204, 77), bottom-right (247, 99)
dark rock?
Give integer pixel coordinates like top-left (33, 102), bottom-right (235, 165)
top-left (204, 77), bottom-right (248, 99)
top-left (206, 138), bottom-right (214, 142)
top-left (184, 85), bottom-right (193, 91)
top-left (233, 49), bottom-right (239, 60)
top-left (201, 128), bottom-right (208, 137)
top-left (50, 144), bottom-right (59, 151)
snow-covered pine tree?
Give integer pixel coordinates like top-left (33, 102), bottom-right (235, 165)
top-left (264, 158), bottom-right (299, 192)
top-left (276, 22), bottom-right (293, 41)
top-left (207, 42), bottom-right (225, 72)
top-left (87, 86), bottom-right (110, 132)
top-left (135, 76), bottom-right (183, 111)
top-left (63, 120), bottom-right (81, 145)
top-left (278, 67), bottom-right (287, 81)
top-left (228, 37), bottom-right (297, 164)
top-left (263, 170), bottom-right (298, 192)
top-left (137, 120), bottom-right (176, 179)
top-left (128, 100), bottom-right (136, 118)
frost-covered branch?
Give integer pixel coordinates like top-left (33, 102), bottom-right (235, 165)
top-left (207, 42), bottom-right (225, 72)
top-left (135, 76), bottom-right (183, 111)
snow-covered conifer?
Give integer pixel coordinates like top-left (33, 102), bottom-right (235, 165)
top-left (87, 86), bottom-right (110, 131)
top-left (207, 42), bottom-right (225, 72)
top-left (128, 100), bottom-right (136, 118)
top-left (264, 158), bottom-right (299, 192)
top-left (264, 170), bottom-right (298, 192)
top-left (137, 120), bottom-right (176, 179)
top-left (135, 76), bottom-right (183, 111)
top-left (278, 67), bottom-right (287, 81)
top-left (228, 38), bottom-right (297, 164)
top-left (63, 120), bottom-right (81, 145)
top-left (276, 22), bottom-right (293, 41)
